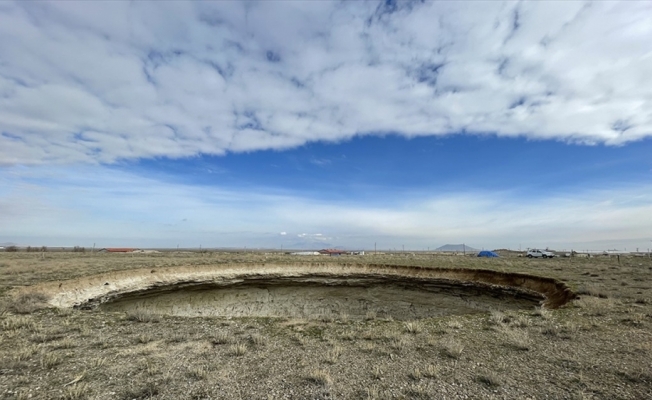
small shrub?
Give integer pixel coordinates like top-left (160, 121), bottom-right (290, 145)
top-left (62, 383), bottom-right (90, 400)
top-left (324, 345), bottom-right (342, 364)
top-left (228, 343), bottom-right (247, 356)
top-left (167, 332), bottom-right (189, 343)
top-left (1, 316), bottom-right (36, 331)
top-left (126, 310), bottom-right (160, 323)
top-left (532, 307), bottom-right (552, 319)
top-left (540, 325), bottom-right (561, 337)
top-left (440, 338), bottom-right (464, 359)
top-left (360, 342), bottom-right (376, 353)
top-left (249, 333), bottom-right (265, 346)
top-left (5, 245), bottom-right (18, 252)
top-left (8, 292), bottom-right (50, 314)
top-left (489, 310), bottom-right (508, 325)
top-left (447, 319), bottom-right (463, 330)
top-left (403, 321), bottom-right (422, 334)
top-left (306, 369), bottom-right (332, 386)
top-left (187, 365), bottom-right (207, 380)
top-left (121, 382), bottom-right (160, 399)
top-left (575, 297), bottom-right (616, 316)
top-left (141, 360), bottom-right (159, 376)
top-left (391, 337), bottom-right (408, 352)
top-left (53, 338), bottom-right (76, 349)
top-left (477, 371), bottom-right (502, 387)
top-left (14, 345), bottom-right (38, 362)
top-left (90, 357), bottom-right (107, 369)
top-left (365, 386), bottom-right (382, 400)
top-left (211, 331), bottom-right (231, 345)
top-left (320, 314), bottom-right (335, 323)
top-left (510, 315), bottom-right (532, 328)
top-left (41, 353), bottom-right (62, 369)
top-left (502, 328), bottom-right (530, 351)
top-left (137, 334), bottom-right (154, 344)
top-left (423, 364), bottom-right (439, 378)
top-left (371, 365), bottom-right (383, 380)
top-left (409, 367), bottom-right (423, 380)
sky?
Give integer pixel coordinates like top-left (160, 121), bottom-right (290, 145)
top-left (1, 1), bottom-right (652, 251)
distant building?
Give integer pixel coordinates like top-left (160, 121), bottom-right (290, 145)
top-left (318, 248), bottom-right (347, 256)
top-left (98, 248), bottom-right (138, 253)
top-left (291, 251), bottom-right (321, 256)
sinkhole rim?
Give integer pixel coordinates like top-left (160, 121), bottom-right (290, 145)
top-left (16, 263), bottom-right (577, 315)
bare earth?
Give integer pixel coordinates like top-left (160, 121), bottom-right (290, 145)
top-left (0, 251), bottom-right (651, 399)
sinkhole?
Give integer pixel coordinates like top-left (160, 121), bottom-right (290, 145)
top-left (36, 264), bottom-right (577, 320)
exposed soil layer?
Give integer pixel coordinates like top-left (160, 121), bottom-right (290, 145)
top-left (20, 264), bottom-right (576, 319)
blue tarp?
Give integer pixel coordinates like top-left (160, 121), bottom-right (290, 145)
top-left (477, 250), bottom-right (499, 258)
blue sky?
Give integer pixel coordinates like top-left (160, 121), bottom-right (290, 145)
top-left (1, 1), bottom-right (652, 251)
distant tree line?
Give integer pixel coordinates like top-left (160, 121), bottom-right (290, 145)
top-left (2, 245), bottom-right (87, 252)
top-left (25, 246), bottom-right (48, 252)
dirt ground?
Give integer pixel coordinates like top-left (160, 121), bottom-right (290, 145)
top-left (1, 251), bottom-right (651, 399)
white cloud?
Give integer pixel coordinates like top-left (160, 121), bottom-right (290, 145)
top-left (1, 166), bottom-right (651, 250)
top-left (1, 1), bottom-right (651, 165)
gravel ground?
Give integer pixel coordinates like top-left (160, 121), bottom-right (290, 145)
top-left (0, 252), bottom-right (651, 399)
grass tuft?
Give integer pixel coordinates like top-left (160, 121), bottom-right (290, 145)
top-left (1, 316), bottom-right (36, 331)
top-left (306, 369), bottom-right (332, 386)
top-left (403, 321), bottom-right (422, 334)
top-left (228, 343), bottom-right (247, 356)
top-left (8, 292), bottom-right (50, 314)
top-left (324, 345), bottom-right (343, 364)
top-left (62, 383), bottom-right (90, 400)
top-left (440, 338), bottom-right (464, 359)
top-left (41, 353), bottom-right (62, 369)
top-left (477, 371), bottom-right (502, 387)
top-left (126, 310), bottom-right (160, 323)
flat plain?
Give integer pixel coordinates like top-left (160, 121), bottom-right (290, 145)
top-left (1, 251), bottom-right (651, 399)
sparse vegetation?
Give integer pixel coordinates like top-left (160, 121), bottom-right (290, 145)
top-left (0, 251), bottom-right (650, 399)
top-left (440, 337), bottom-right (464, 359)
top-left (403, 320), bottom-right (422, 334)
top-left (324, 345), bottom-right (342, 364)
top-left (227, 342), bottom-right (247, 356)
top-left (477, 371), bottom-right (502, 387)
top-left (126, 310), bottom-right (160, 323)
top-left (306, 368), bottom-right (332, 386)
top-left (8, 292), bottom-right (50, 314)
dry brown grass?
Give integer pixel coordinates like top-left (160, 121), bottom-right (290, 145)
top-left (7, 292), bottom-right (50, 314)
top-left (0, 251), bottom-right (650, 399)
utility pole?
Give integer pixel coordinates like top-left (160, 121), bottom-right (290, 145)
top-left (463, 243), bottom-right (466, 255)
top-left (374, 242), bottom-right (376, 255)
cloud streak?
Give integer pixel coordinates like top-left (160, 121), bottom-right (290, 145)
top-left (1, 1), bottom-right (651, 165)
top-left (2, 166), bottom-right (651, 250)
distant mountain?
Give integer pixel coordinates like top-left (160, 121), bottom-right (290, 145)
top-left (435, 244), bottom-right (479, 252)
top-left (0, 242), bottom-right (18, 247)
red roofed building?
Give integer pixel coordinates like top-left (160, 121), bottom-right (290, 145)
top-left (318, 248), bottom-right (347, 256)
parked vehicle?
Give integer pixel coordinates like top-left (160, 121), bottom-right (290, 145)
top-left (526, 249), bottom-right (555, 258)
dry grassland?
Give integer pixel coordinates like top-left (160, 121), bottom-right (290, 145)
top-left (0, 251), bottom-right (651, 399)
